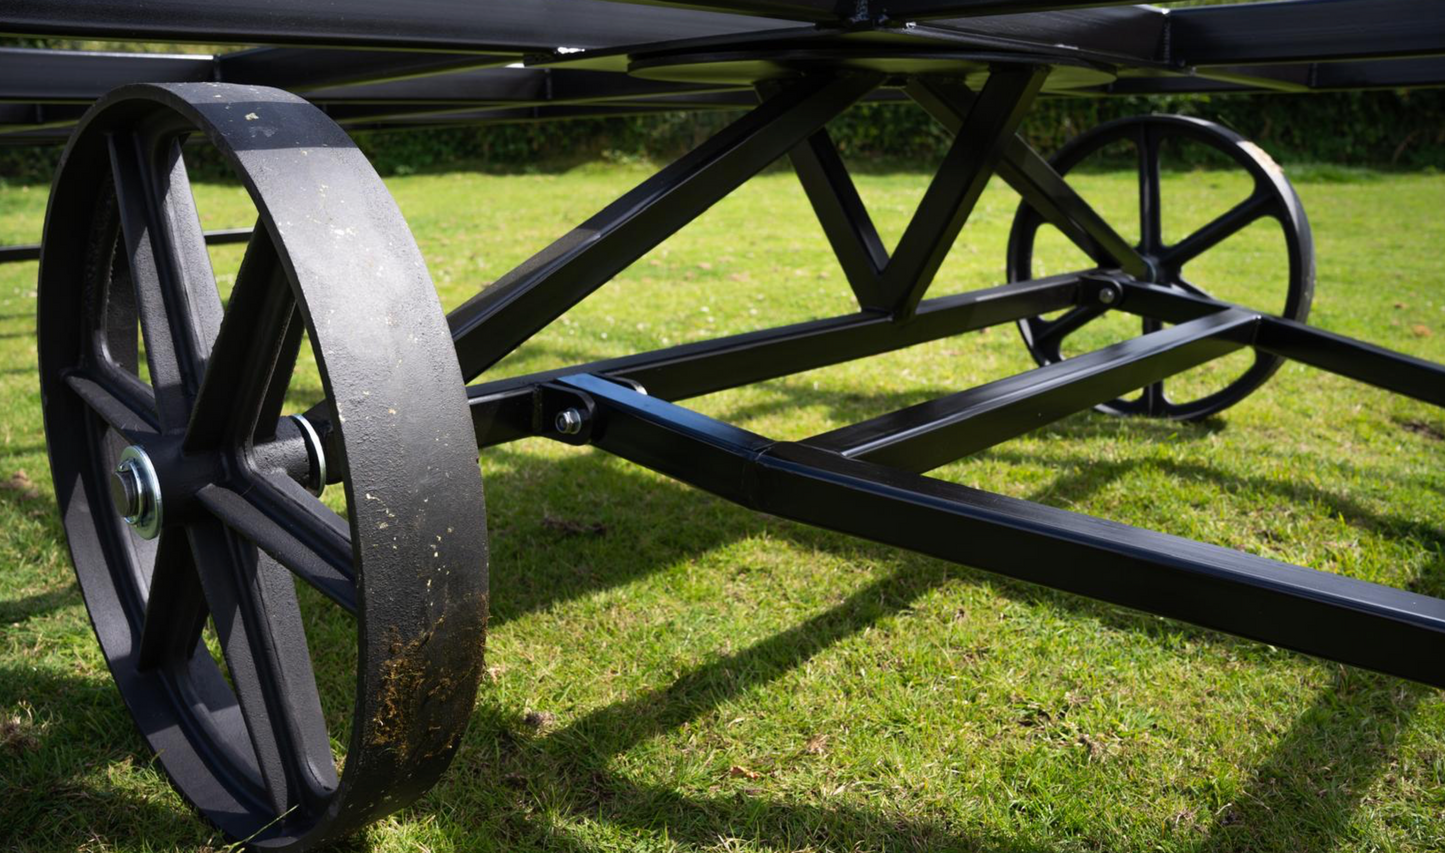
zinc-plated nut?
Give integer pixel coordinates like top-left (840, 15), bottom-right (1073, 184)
top-left (111, 445), bottom-right (162, 540)
top-left (289, 414), bottom-right (327, 496)
top-left (555, 408), bottom-right (585, 435)
top-left (1097, 284), bottom-right (1120, 305)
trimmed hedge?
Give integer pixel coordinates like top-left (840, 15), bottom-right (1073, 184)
top-left (3, 89), bottom-right (1443, 184)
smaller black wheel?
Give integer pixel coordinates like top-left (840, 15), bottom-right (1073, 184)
top-left (1007, 115), bottom-right (1315, 420)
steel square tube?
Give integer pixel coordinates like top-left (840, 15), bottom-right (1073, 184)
top-left (0, 0), bottom-right (798, 53)
top-left (466, 273), bottom-right (1085, 447)
top-left (1167, 0), bottom-right (1445, 66)
top-left (803, 307), bottom-right (1259, 471)
top-left (559, 372), bottom-right (1445, 689)
top-left (446, 73), bottom-right (879, 382)
top-left (0, 226), bottom-right (252, 265)
top-left (216, 48), bottom-right (516, 92)
top-left (906, 77), bottom-right (1149, 278)
top-left (883, 65), bottom-right (1048, 316)
top-left (1116, 281), bottom-right (1445, 408)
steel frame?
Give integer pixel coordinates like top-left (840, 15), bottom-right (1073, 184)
top-left (431, 66), bottom-right (1443, 689)
top-left (7, 0), bottom-right (1445, 847)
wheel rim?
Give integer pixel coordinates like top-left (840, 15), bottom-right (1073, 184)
top-left (38, 83), bottom-right (488, 849)
top-left (1006, 114), bottom-right (1316, 421)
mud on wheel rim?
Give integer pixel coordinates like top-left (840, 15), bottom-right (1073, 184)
top-left (1007, 114), bottom-right (1316, 421)
top-left (38, 83), bottom-right (488, 849)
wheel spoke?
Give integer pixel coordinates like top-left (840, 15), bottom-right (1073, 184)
top-left (185, 226), bottom-right (301, 450)
top-left (187, 518), bottom-right (338, 815)
top-left (96, 235), bottom-right (142, 375)
top-left (107, 129), bottom-right (223, 432)
top-left (1137, 124), bottom-right (1163, 254)
top-left (256, 306), bottom-right (305, 443)
top-left (196, 480), bottom-right (356, 615)
top-left (1141, 316), bottom-right (1166, 415)
top-left (1172, 275), bottom-right (1212, 299)
top-left (1159, 191), bottom-right (1276, 269)
top-left (1029, 303), bottom-right (1109, 361)
top-left (64, 369), bottom-right (159, 442)
top-left (136, 529), bottom-right (208, 671)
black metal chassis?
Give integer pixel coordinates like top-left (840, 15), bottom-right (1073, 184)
top-left (6, 0), bottom-right (1445, 844)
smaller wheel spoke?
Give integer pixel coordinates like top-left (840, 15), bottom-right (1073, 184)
top-left (1140, 316), bottom-right (1167, 416)
top-left (1171, 275), bottom-right (1212, 299)
top-left (195, 480), bottom-right (355, 615)
top-left (64, 369), bottom-right (159, 442)
top-left (107, 129), bottom-right (223, 431)
top-left (187, 519), bottom-right (338, 815)
top-left (1029, 303), bottom-right (1110, 361)
top-left (1159, 192), bottom-right (1276, 269)
top-left (136, 529), bottom-right (208, 671)
top-left (1137, 124), bottom-right (1163, 253)
top-left (186, 226), bottom-right (300, 451)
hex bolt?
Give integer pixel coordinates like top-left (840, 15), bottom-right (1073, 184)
top-left (1097, 284), bottom-right (1120, 305)
top-left (109, 462), bottom-right (142, 518)
top-left (555, 408), bottom-right (586, 435)
top-left (110, 445), bottom-right (162, 540)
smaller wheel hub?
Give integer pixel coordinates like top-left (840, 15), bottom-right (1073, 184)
top-left (111, 445), bottom-right (162, 540)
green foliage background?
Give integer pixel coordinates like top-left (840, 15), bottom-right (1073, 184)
top-left (2, 3), bottom-right (1444, 183)
top-left (3, 87), bottom-right (1443, 184)
top-left (348, 89), bottom-right (1445, 178)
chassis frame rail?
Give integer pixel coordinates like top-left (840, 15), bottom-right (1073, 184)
top-left (540, 372), bottom-right (1445, 690)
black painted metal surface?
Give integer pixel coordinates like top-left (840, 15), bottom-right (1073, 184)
top-left (38, 83), bottom-right (488, 849)
top-left (1006, 114), bottom-right (1315, 420)
top-left (13, 2), bottom-right (1445, 849)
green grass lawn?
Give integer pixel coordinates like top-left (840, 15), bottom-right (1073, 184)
top-left (1, 158), bottom-right (1442, 852)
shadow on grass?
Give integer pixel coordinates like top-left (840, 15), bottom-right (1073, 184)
top-left (436, 553), bottom-right (1052, 852)
top-left (1191, 668), bottom-right (1430, 853)
top-left (3, 401), bottom-right (1434, 850)
top-left (435, 434), bottom-right (1438, 851)
top-left (0, 664), bottom-right (214, 851)
top-left (0, 584), bottom-right (75, 625)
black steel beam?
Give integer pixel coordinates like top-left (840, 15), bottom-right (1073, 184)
top-left (467, 273), bottom-right (1085, 447)
top-left (584, 0), bottom-right (844, 22)
top-left (883, 64), bottom-right (1048, 317)
top-left (803, 307), bottom-right (1258, 472)
top-left (559, 373), bottom-right (1445, 689)
top-left (0, 102), bottom-right (86, 131)
top-left (0, 0), bottom-right (799, 53)
top-left (1168, 0), bottom-right (1445, 66)
top-left (786, 128), bottom-right (890, 309)
top-left (446, 73), bottom-right (879, 383)
top-left (906, 77), bottom-right (1148, 278)
top-left (329, 103), bottom-right (745, 132)
top-left (1116, 281), bottom-right (1445, 409)
top-left (0, 226), bottom-right (252, 266)
top-left (301, 68), bottom-right (730, 107)
top-left (914, 5), bottom-right (1166, 62)
top-left (216, 48), bottom-right (515, 92)
top-left (884, 0), bottom-right (1140, 20)
top-left (0, 48), bottom-right (213, 103)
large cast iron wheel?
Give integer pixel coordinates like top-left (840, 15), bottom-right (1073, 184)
top-left (1007, 114), bottom-right (1315, 420)
top-left (38, 83), bottom-right (488, 849)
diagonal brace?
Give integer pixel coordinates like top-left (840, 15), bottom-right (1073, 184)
top-left (907, 76), bottom-right (1151, 279)
top-left (881, 65), bottom-right (1049, 318)
top-left (447, 72), bottom-right (880, 381)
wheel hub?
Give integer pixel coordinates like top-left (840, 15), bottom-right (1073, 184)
top-left (111, 445), bottom-right (162, 540)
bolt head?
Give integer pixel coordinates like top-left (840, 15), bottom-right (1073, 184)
top-left (554, 408), bottom-right (585, 436)
top-left (112, 446), bottom-right (162, 540)
top-left (110, 462), bottom-right (142, 519)
top-left (1098, 286), bottom-right (1119, 305)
